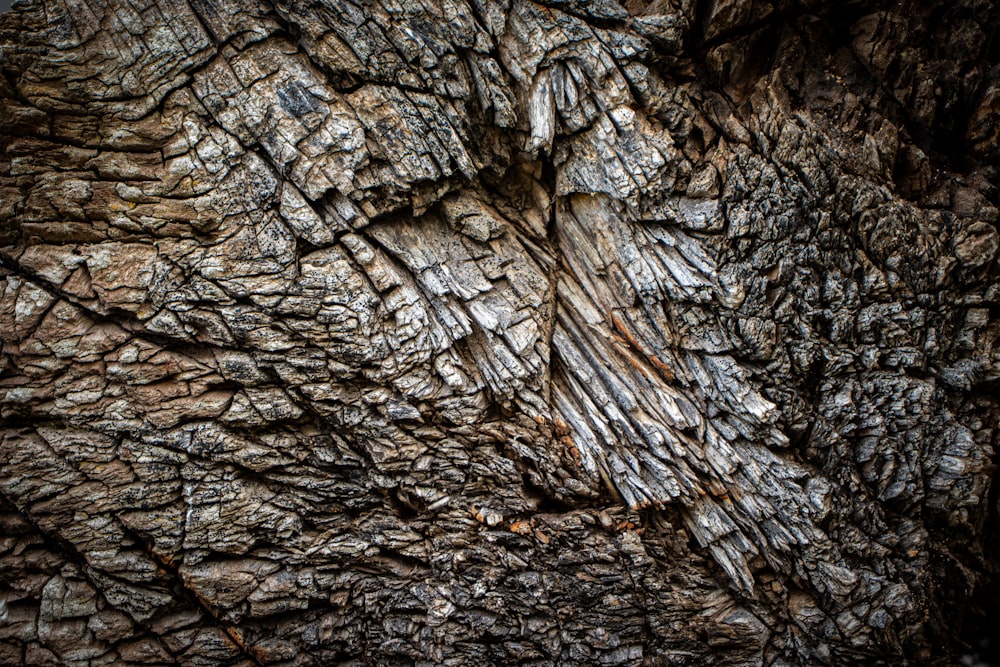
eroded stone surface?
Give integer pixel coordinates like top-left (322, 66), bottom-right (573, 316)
top-left (1, 0), bottom-right (998, 664)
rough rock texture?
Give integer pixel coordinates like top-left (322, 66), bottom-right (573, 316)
top-left (1, 0), bottom-right (998, 664)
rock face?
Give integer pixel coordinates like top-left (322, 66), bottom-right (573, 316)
top-left (0, 0), bottom-right (998, 664)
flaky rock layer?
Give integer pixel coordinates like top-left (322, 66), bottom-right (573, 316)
top-left (1, 0), bottom-right (998, 664)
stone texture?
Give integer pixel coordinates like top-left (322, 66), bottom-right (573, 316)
top-left (1, 0), bottom-right (998, 664)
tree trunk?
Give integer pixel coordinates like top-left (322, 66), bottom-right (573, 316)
top-left (1, 0), bottom-right (998, 664)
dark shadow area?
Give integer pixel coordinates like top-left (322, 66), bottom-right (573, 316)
top-left (961, 454), bottom-right (1000, 667)
top-left (961, 600), bottom-right (1000, 667)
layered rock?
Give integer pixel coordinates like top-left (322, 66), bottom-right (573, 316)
top-left (1, 0), bottom-right (998, 664)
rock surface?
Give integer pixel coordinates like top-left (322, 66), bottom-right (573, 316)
top-left (0, 0), bottom-right (998, 664)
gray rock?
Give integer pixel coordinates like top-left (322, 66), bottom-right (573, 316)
top-left (1, 0), bottom-right (998, 664)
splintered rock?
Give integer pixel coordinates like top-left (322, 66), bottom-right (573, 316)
top-left (0, 0), bottom-right (997, 665)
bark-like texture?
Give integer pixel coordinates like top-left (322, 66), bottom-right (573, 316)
top-left (1, 0), bottom-right (998, 664)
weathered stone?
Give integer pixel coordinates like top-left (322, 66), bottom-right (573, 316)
top-left (1, 0), bottom-right (998, 665)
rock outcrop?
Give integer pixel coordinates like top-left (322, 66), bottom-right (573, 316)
top-left (1, 0), bottom-right (998, 664)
